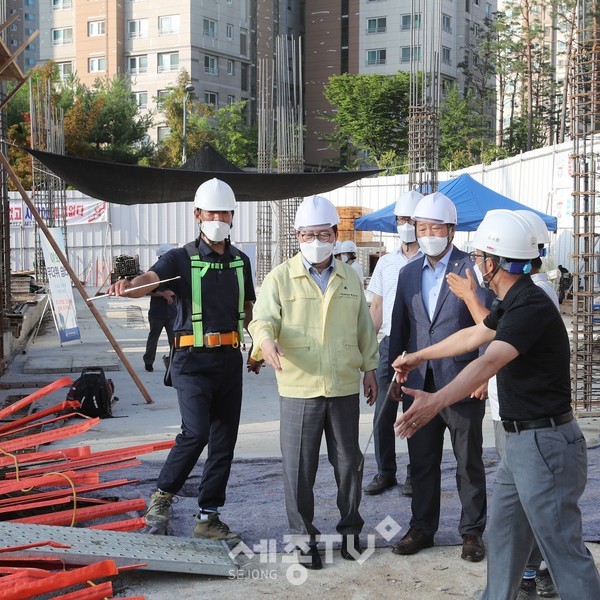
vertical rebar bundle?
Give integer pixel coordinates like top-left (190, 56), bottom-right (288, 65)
top-left (275, 35), bottom-right (304, 264)
top-left (256, 57), bottom-right (275, 284)
top-left (255, 34), bottom-right (305, 281)
top-left (30, 78), bottom-right (67, 283)
top-left (408, 0), bottom-right (441, 192)
top-left (570, 0), bottom-right (600, 412)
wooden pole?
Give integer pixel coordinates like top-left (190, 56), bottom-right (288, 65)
top-left (0, 152), bottom-right (154, 404)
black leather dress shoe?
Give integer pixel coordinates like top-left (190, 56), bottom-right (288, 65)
top-left (461, 534), bottom-right (485, 562)
top-left (363, 474), bottom-right (397, 495)
top-left (391, 527), bottom-right (434, 555)
top-left (341, 534), bottom-right (362, 560)
top-left (299, 543), bottom-right (322, 570)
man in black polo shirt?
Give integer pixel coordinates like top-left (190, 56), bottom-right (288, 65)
top-left (391, 209), bottom-right (600, 600)
top-left (108, 178), bottom-right (255, 540)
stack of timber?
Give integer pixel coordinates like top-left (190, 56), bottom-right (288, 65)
top-left (337, 206), bottom-right (373, 244)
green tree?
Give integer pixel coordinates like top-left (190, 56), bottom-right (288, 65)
top-left (213, 101), bottom-right (257, 168)
top-left (439, 86), bottom-right (491, 170)
top-left (323, 72), bottom-right (410, 169)
top-left (145, 70), bottom-right (257, 168)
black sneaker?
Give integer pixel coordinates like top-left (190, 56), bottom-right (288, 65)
top-left (363, 474), bottom-right (397, 495)
top-left (515, 578), bottom-right (536, 600)
top-left (145, 364), bottom-right (153, 372)
top-left (535, 569), bottom-right (558, 598)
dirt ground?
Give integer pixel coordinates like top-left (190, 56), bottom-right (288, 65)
top-left (112, 542), bottom-right (600, 599)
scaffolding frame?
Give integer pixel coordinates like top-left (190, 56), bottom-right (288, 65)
top-left (29, 77), bottom-right (67, 284)
top-left (570, 0), bottom-right (600, 412)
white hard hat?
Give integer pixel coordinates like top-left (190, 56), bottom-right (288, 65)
top-left (294, 195), bottom-right (340, 230)
top-left (473, 209), bottom-right (539, 260)
top-left (194, 178), bottom-right (237, 211)
top-left (412, 192), bottom-right (457, 225)
top-left (333, 241), bottom-right (343, 255)
top-left (515, 210), bottom-right (550, 245)
top-left (156, 243), bottom-right (173, 257)
top-left (341, 240), bottom-right (357, 254)
top-left (394, 190), bottom-right (423, 217)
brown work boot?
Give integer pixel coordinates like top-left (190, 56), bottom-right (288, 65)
top-left (145, 490), bottom-right (174, 532)
top-left (193, 512), bottom-right (239, 540)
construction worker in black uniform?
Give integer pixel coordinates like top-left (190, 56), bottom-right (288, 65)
top-left (107, 178), bottom-right (256, 540)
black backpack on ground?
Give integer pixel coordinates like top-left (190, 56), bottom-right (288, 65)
top-left (67, 367), bottom-right (115, 418)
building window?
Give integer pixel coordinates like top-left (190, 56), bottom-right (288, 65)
top-left (442, 46), bottom-right (451, 65)
top-left (442, 14), bottom-right (452, 34)
top-left (400, 46), bottom-right (421, 63)
top-left (11, 39), bottom-right (18, 47)
top-left (401, 14), bottom-right (421, 30)
top-left (26, 42), bottom-right (35, 51)
top-left (88, 57), bottom-right (106, 73)
top-left (157, 126), bottom-right (171, 142)
top-left (157, 89), bottom-right (169, 107)
top-left (367, 17), bottom-right (386, 34)
top-left (128, 19), bottom-right (148, 38)
top-left (473, 22), bottom-right (480, 37)
top-left (226, 23), bottom-right (233, 40)
top-left (24, 12), bottom-right (35, 21)
top-left (52, 27), bottom-right (73, 45)
top-left (466, 0), bottom-right (470, 13)
top-left (240, 28), bottom-right (248, 56)
top-left (204, 91), bottom-right (218, 105)
top-left (486, 2), bottom-right (492, 17)
top-left (134, 91), bottom-right (148, 109)
top-left (159, 15), bottom-right (180, 35)
top-left (10, 24), bottom-right (17, 32)
top-left (52, 0), bottom-right (72, 9)
top-left (158, 52), bottom-right (178, 72)
top-left (227, 95), bottom-right (236, 105)
top-left (88, 21), bottom-right (105, 37)
top-left (57, 62), bottom-right (73, 81)
top-left (205, 55), bottom-right (218, 75)
top-left (366, 49), bottom-right (386, 65)
top-left (203, 18), bottom-right (217, 38)
top-left (227, 59), bottom-right (234, 75)
top-left (241, 63), bottom-right (248, 91)
top-left (128, 55), bottom-right (148, 75)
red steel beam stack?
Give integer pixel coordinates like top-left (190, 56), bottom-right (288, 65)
top-left (0, 376), bottom-right (176, 598)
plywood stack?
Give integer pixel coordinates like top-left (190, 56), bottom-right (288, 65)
top-left (336, 206), bottom-right (373, 244)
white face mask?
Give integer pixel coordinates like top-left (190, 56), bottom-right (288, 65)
top-left (201, 220), bottom-right (231, 243)
top-left (417, 236), bottom-right (448, 257)
top-left (397, 223), bottom-right (416, 244)
top-left (473, 262), bottom-right (488, 289)
top-left (341, 254), bottom-right (350, 263)
top-left (300, 240), bottom-right (334, 264)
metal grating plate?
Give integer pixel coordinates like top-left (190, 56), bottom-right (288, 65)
top-left (0, 523), bottom-right (238, 576)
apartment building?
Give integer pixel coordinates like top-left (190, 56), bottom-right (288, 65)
top-left (37, 0), bottom-right (307, 144)
top-left (304, 0), bottom-right (497, 167)
top-left (4, 0), bottom-right (39, 72)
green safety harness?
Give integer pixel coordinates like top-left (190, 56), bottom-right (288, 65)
top-left (185, 241), bottom-right (245, 347)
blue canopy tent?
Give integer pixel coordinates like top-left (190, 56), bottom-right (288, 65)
top-left (354, 173), bottom-right (557, 232)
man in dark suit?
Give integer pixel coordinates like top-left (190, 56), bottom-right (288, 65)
top-left (388, 192), bottom-right (493, 562)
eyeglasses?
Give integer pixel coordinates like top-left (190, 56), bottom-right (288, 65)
top-left (396, 217), bottom-right (413, 225)
top-left (298, 231), bottom-right (333, 243)
top-left (468, 251), bottom-right (482, 263)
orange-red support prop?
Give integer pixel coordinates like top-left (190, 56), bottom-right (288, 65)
top-left (88, 517), bottom-right (146, 531)
top-left (0, 418), bottom-right (99, 453)
top-left (0, 471), bottom-right (99, 495)
top-left (0, 559), bottom-right (118, 600)
top-left (0, 446), bottom-right (90, 469)
top-left (0, 401), bottom-right (80, 435)
top-left (0, 377), bottom-right (73, 420)
top-left (10, 498), bottom-right (146, 525)
top-left (0, 479), bottom-right (137, 507)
